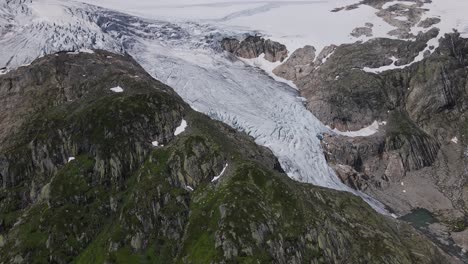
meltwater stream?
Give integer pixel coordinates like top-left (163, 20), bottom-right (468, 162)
top-left (0, 0), bottom-right (386, 213)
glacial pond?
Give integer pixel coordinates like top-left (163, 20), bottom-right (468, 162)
top-left (399, 208), bottom-right (437, 228)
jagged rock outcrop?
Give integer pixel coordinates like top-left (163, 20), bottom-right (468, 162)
top-left (221, 36), bottom-right (288, 62)
top-left (351, 23), bottom-right (374, 38)
top-left (0, 51), bottom-right (455, 264)
top-left (273, 45), bottom-right (316, 81)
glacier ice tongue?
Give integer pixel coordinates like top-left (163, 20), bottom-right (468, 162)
top-left (0, 0), bottom-right (387, 213)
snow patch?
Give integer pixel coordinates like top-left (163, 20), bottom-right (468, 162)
top-left (110, 86), bottom-right (124, 93)
top-left (186, 186), bottom-right (194, 191)
top-left (174, 119), bottom-right (187, 136)
top-left (152, 141), bottom-right (159, 147)
top-left (330, 121), bottom-right (385, 137)
top-left (240, 54), bottom-right (297, 89)
top-left (382, 1), bottom-right (416, 10)
top-left (68, 49), bottom-right (95, 54)
top-left (451, 137), bottom-right (458, 144)
top-left (393, 16), bottom-right (408, 22)
top-left (321, 51), bottom-right (335, 64)
top-left (363, 56), bottom-right (401, 73)
top-left (212, 163), bottom-right (228, 182)
top-left (79, 48), bottom-right (95, 54)
top-left (68, 157), bottom-right (75, 162)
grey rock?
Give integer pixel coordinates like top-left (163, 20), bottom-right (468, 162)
top-left (418, 17), bottom-right (441, 28)
top-left (221, 35), bottom-right (288, 62)
top-left (273, 45), bottom-right (316, 81)
top-left (130, 232), bottom-right (143, 250)
top-left (351, 26), bottom-right (373, 38)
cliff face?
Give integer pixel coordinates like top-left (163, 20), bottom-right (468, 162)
top-left (221, 36), bottom-right (288, 63)
top-left (0, 51), bottom-right (453, 263)
top-left (293, 28), bottom-right (440, 131)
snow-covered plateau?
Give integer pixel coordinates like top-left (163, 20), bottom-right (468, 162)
top-left (1, 0), bottom-right (467, 213)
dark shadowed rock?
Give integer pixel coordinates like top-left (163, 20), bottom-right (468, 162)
top-left (221, 35), bottom-right (288, 62)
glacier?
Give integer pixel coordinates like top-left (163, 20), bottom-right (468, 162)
top-left (12, 0), bottom-right (468, 213)
top-left (92, 6), bottom-right (354, 190)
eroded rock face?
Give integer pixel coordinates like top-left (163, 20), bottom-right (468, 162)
top-left (221, 36), bottom-right (288, 62)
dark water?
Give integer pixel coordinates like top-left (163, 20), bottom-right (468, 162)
top-left (399, 208), bottom-right (468, 262)
top-left (399, 208), bottom-right (437, 228)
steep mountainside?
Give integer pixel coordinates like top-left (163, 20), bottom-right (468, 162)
top-left (0, 51), bottom-right (455, 263)
top-left (269, 31), bottom-right (468, 258)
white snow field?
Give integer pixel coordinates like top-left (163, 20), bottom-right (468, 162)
top-left (1, 0), bottom-right (467, 213)
top-left (76, 0), bottom-right (468, 54)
